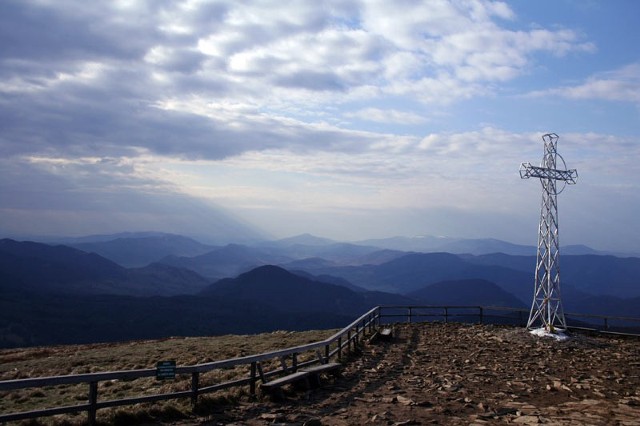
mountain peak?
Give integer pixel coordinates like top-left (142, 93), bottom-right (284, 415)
top-left (238, 264), bottom-right (292, 280)
top-left (273, 234), bottom-right (336, 247)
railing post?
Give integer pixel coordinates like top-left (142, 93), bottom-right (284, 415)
top-left (325, 344), bottom-right (330, 362)
top-left (347, 331), bottom-right (352, 353)
top-left (250, 362), bottom-right (257, 396)
top-left (191, 372), bottom-right (199, 406)
top-left (479, 306), bottom-right (484, 324)
top-left (256, 362), bottom-right (266, 383)
top-left (408, 307), bottom-right (412, 323)
top-left (88, 381), bottom-right (98, 426)
top-left (444, 307), bottom-right (448, 323)
top-left (338, 337), bottom-right (342, 361)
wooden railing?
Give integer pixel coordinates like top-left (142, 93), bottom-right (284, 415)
top-left (0, 307), bottom-right (380, 425)
top-left (2, 305), bottom-right (639, 424)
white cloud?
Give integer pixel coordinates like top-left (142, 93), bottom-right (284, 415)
top-left (528, 63), bottom-right (640, 103)
top-left (3, 0), bottom-right (638, 249)
top-left (0, 0), bottom-right (599, 163)
top-left (346, 108), bottom-right (426, 124)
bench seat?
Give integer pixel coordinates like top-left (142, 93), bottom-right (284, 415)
top-left (260, 371), bottom-right (309, 391)
top-left (260, 362), bottom-right (342, 395)
top-left (300, 362), bottom-right (342, 375)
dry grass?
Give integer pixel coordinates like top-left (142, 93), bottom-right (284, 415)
top-left (0, 329), bottom-right (337, 425)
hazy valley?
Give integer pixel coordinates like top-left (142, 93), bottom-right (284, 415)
top-left (1, 232), bottom-right (639, 348)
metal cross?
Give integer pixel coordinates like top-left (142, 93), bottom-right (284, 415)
top-left (520, 133), bottom-right (577, 332)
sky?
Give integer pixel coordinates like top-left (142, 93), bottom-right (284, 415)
top-left (1, 0), bottom-right (639, 252)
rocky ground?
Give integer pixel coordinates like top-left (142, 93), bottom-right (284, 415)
top-left (187, 322), bottom-right (640, 425)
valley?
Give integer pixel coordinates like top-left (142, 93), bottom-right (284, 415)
top-left (1, 233), bottom-right (639, 348)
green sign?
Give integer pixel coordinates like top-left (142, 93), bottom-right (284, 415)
top-left (156, 361), bottom-right (176, 380)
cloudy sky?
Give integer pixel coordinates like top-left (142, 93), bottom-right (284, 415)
top-left (1, 0), bottom-right (639, 251)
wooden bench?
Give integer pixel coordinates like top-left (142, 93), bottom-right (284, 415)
top-left (301, 362), bottom-right (342, 387)
top-left (260, 362), bottom-right (342, 396)
top-left (301, 362), bottom-right (341, 375)
top-left (260, 371), bottom-right (310, 392)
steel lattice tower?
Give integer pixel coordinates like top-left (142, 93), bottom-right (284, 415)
top-left (520, 133), bottom-right (577, 332)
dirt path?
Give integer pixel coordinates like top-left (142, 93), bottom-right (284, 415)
top-left (184, 323), bottom-right (640, 425)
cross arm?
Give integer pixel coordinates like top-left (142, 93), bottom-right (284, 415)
top-left (519, 163), bottom-right (578, 184)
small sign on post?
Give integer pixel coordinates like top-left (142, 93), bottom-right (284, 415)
top-left (156, 361), bottom-right (176, 380)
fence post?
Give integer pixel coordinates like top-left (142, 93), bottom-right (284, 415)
top-left (250, 362), bottom-right (257, 396)
top-left (338, 337), bottom-right (342, 361)
top-left (191, 372), bottom-right (200, 406)
top-left (325, 344), bottom-right (330, 363)
top-left (88, 382), bottom-right (98, 426)
top-left (444, 307), bottom-right (448, 323)
top-left (256, 362), bottom-right (266, 383)
top-left (479, 307), bottom-right (484, 324)
top-left (408, 307), bottom-right (412, 323)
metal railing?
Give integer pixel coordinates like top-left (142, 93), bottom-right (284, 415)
top-left (378, 305), bottom-right (640, 334)
top-left (1, 305), bottom-right (639, 424)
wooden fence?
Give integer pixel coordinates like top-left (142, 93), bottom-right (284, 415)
top-left (0, 307), bottom-right (379, 425)
top-left (1, 305), bottom-right (639, 424)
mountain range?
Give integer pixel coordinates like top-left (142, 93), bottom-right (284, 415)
top-left (1, 232), bottom-right (639, 348)
top-left (0, 239), bottom-right (211, 296)
top-left (69, 234), bottom-right (215, 268)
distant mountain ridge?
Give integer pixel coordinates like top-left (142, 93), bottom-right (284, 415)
top-left (355, 235), bottom-right (615, 256)
top-left (4, 234), bottom-right (640, 301)
top-left (4, 235), bottom-right (640, 301)
top-left (69, 234), bottom-right (215, 267)
top-left (268, 233), bottom-right (337, 247)
top-left (0, 239), bottom-right (211, 296)
top-left (201, 265), bottom-right (412, 315)
top-left (408, 279), bottom-right (527, 308)
top-left (0, 245), bottom-right (415, 347)
top-left (30, 231), bottom-right (620, 270)
top-left (160, 244), bottom-right (293, 280)
top-left (0, 239), bottom-right (126, 293)
top-left (2, 233), bottom-right (640, 348)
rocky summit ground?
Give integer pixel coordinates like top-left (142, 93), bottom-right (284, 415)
top-left (185, 322), bottom-right (640, 426)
